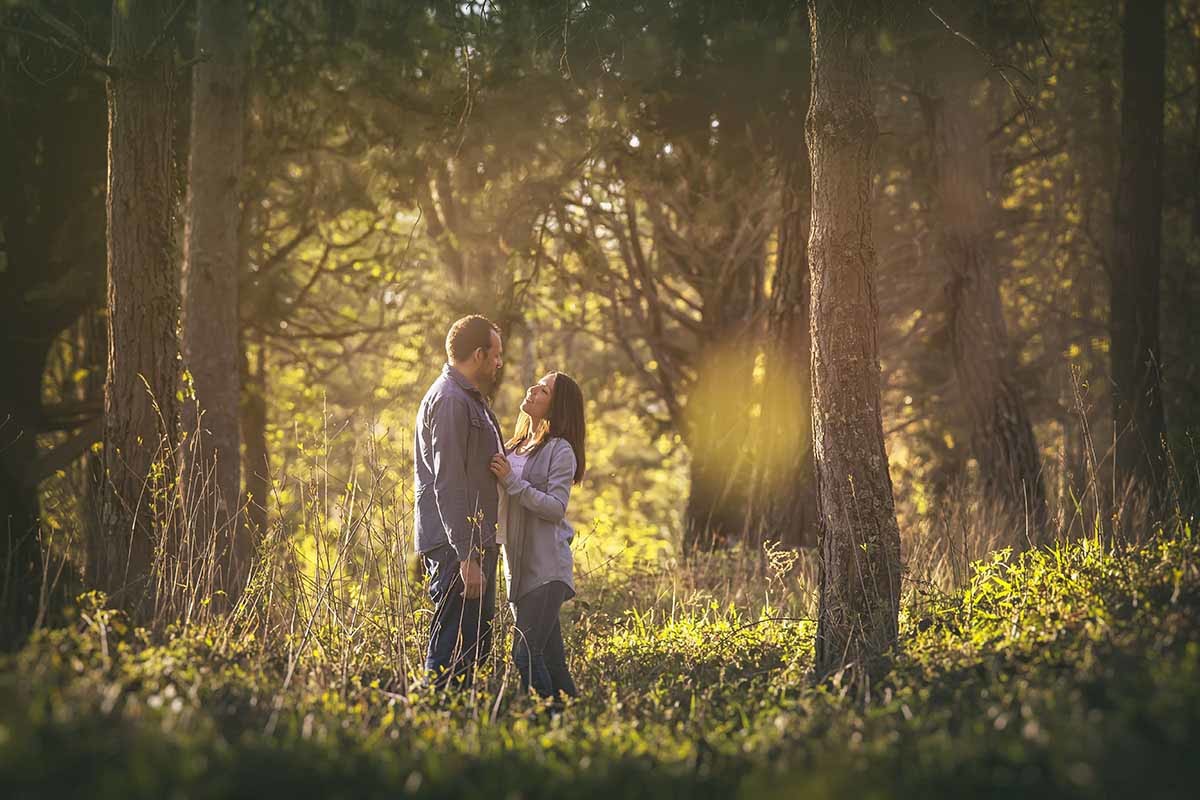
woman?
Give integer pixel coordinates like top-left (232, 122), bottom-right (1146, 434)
top-left (488, 371), bottom-right (586, 703)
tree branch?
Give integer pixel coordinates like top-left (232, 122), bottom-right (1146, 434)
top-left (25, 417), bottom-right (102, 487)
top-left (927, 5), bottom-right (1047, 159)
top-left (40, 399), bottom-right (102, 432)
top-left (24, 4), bottom-right (114, 75)
top-left (244, 222), bottom-right (317, 285)
top-left (141, 0), bottom-right (190, 62)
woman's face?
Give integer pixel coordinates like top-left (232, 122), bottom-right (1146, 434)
top-left (520, 373), bottom-right (556, 420)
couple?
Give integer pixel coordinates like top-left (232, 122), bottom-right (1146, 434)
top-left (413, 314), bottom-right (585, 703)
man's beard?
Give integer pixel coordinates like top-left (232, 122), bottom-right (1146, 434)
top-left (482, 363), bottom-right (504, 402)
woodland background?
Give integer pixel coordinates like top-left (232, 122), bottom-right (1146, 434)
top-left (1, 1), bottom-right (1199, 797)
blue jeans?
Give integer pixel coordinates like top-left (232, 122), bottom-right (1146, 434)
top-left (423, 544), bottom-right (498, 689)
top-left (512, 580), bottom-right (577, 700)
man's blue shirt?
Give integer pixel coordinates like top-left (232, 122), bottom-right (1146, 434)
top-left (413, 364), bottom-right (504, 558)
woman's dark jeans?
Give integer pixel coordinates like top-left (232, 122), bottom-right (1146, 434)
top-left (512, 580), bottom-right (577, 700)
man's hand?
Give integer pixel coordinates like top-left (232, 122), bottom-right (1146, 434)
top-left (489, 453), bottom-right (511, 481)
top-left (459, 557), bottom-right (486, 600)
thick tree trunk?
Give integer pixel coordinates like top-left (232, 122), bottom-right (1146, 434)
top-left (806, 0), bottom-right (902, 682)
top-left (82, 311), bottom-right (108, 551)
top-left (1111, 0), bottom-right (1167, 521)
top-left (684, 356), bottom-right (755, 551)
top-left (241, 336), bottom-right (270, 545)
top-left (0, 71), bottom-right (46, 648)
top-left (94, 0), bottom-right (181, 617)
top-left (684, 448), bottom-right (751, 551)
top-left (927, 62), bottom-right (1047, 535)
top-left (1066, 52), bottom-right (1120, 539)
top-left (1, 44), bottom-right (107, 646)
top-left (755, 147), bottom-right (818, 549)
top-left (0, 342), bottom-right (51, 649)
top-left (1193, 34), bottom-right (1200, 241)
top-left (182, 0), bottom-right (250, 604)
top-left (683, 243), bottom-right (762, 552)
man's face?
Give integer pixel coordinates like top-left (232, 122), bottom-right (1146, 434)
top-left (476, 330), bottom-right (503, 392)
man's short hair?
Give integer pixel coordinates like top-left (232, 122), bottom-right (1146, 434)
top-left (445, 315), bottom-right (500, 363)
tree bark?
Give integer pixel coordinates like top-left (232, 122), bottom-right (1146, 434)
top-left (683, 239), bottom-right (763, 552)
top-left (0, 341), bottom-right (51, 649)
top-left (182, 0), bottom-right (250, 604)
top-left (1, 36), bottom-right (107, 646)
top-left (94, 0), bottom-right (181, 617)
top-left (806, 0), bottom-right (902, 682)
top-left (0, 67), bottom-right (46, 649)
top-left (241, 334), bottom-right (270, 546)
top-left (754, 145), bottom-right (818, 549)
top-left (925, 57), bottom-right (1047, 535)
top-left (1111, 0), bottom-right (1167, 520)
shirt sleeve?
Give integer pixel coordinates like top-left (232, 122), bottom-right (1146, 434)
top-left (429, 394), bottom-right (476, 560)
top-left (500, 439), bottom-right (576, 523)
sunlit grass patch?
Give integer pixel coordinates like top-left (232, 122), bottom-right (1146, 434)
top-left (2, 527), bottom-right (1199, 798)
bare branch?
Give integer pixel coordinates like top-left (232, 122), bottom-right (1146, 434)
top-left (927, 5), bottom-right (1048, 159)
top-left (1025, 0), bottom-right (1054, 60)
top-left (245, 222), bottom-right (317, 284)
top-left (11, 5), bottom-right (115, 75)
top-left (141, 0), bottom-right (190, 62)
top-left (39, 399), bottom-right (103, 432)
top-left (25, 417), bottom-right (102, 487)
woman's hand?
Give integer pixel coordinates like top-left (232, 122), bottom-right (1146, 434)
top-left (489, 453), bottom-right (511, 481)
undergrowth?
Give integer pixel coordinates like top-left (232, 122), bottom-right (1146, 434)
top-left (2, 529), bottom-right (1198, 799)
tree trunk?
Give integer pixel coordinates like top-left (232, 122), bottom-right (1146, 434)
top-left (806, 0), bottom-right (902, 682)
top-left (683, 242), bottom-right (762, 552)
top-left (241, 335), bottom-right (270, 545)
top-left (94, 0), bottom-right (181, 617)
top-left (926, 60), bottom-right (1047, 535)
top-left (684, 448), bottom-right (751, 551)
top-left (182, 0), bottom-right (250, 605)
top-left (1071, 50), bottom-right (1120, 539)
top-left (755, 146), bottom-right (818, 549)
top-left (0, 69), bottom-right (48, 648)
top-left (82, 311), bottom-right (108, 554)
top-left (0, 341), bottom-right (51, 649)
top-left (1, 40), bottom-right (108, 646)
top-left (1111, 0), bottom-right (1167, 520)
top-left (1193, 31), bottom-right (1200, 241)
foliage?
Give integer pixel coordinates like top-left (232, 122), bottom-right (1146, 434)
top-left (3, 528), bottom-right (1198, 798)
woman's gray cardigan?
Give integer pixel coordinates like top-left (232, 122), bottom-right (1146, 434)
top-left (499, 437), bottom-right (577, 603)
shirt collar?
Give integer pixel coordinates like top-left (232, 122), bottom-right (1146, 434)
top-left (443, 363), bottom-right (482, 398)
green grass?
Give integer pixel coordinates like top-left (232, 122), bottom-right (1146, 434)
top-left (3, 529), bottom-right (1199, 799)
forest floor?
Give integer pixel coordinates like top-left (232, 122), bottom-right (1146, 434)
top-left (2, 527), bottom-right (1199, 799)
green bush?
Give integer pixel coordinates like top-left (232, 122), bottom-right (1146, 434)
top-left (2, 530), bottom-right (1198, 799)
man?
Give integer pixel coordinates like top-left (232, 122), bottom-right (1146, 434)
top-left (414, 315), bottom-right (506, 689)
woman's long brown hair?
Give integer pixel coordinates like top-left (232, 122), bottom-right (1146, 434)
top-left (506, 371), bottom-right (587, 484)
